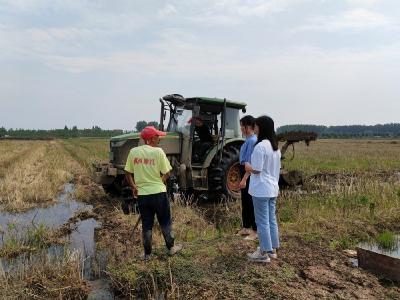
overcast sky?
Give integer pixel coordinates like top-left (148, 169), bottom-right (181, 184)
top-left (1, 0), bottom-right (399, 130)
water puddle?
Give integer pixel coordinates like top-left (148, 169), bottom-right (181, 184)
top-left (88, 279), bottom-right (114, 300)
top-left (0, 184), bottom-right (91, 240)
top-left (358, 236), bottom-right (400, 259)
top-left (0, 183), bottom-right (114, 298)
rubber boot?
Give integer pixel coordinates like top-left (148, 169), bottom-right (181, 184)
top-left (142, 230), bottom-right (153, 255)
top-left (161, 226), bottom-right (174, 250)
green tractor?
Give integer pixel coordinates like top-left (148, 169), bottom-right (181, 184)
top-left (93, 94), bottom-right (316, 200)
top-left (94, 94), bottom-right (246, 200)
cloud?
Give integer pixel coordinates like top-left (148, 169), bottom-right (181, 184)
top-left (3, 13), bottom-right (398, 76)
top-left (2, 1), bottom-right (398, 73)
top-left (0, 0), bottom-right (88, 13)
top-left (345, 0), bottom-right (381, 5)
top-left (35, 31), bottom-right (400, 76)
top-left (0, 0), bottom-right (47, 11)
top-left (0, 4), bottom-right (149, 59)
top-left (177, 0), bottom-right (299, 26)
top-left (157, 4), bottom-right (178, 18)
top-left (218, 0), bottom-right (290, 17)
top-left (27, 27), bottom-right (95, 43)
top-left (0, 24), bottom-right (98, 59)
top-left (295, 8), bottom-right (398, 32)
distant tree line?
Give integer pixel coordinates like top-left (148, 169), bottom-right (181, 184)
top-left (277, 123), bottom-right (400, 138)
top-left (0, 121), bottom-right (160, 139)
top-left (4, 121), bottom-right (397, 139)
top-left (0, 126), bottom-right (124, 139)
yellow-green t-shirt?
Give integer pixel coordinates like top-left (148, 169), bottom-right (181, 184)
top-left (124, 145), bottom-right (172, 196)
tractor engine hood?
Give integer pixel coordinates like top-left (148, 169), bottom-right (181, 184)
top-left (109, 132), bottom-right (181, 166)
top-left (110, 131), bottom-right (180, 142)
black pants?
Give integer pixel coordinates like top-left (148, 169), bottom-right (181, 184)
top-left (137, 192), bottom-right (174, 255)
top-left (193, 141), bottom-right (213, 161)
top-left (240, 165), bottom-right (257, 231)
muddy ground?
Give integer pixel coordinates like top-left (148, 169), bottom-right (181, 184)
top-left (78, 178), bottom-right (400, 300)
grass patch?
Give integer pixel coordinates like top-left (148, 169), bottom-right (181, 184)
top-left (0, 250), bottom-right (88, 299)
top-left (279, 206), bottom-right (295, 223)
top-left (0, 223), bottom-right (59, 258)
top-left (283, 139), bottom-right (400, 175)
top-left (376, 231), bottom-right (398, 250)
top-left (61, 138), bottom-right (108, 174)
top-left (329, 236), bottom-right (358, 250)
top-left (107, 256), bottom-right (206, 299)
top-left (279, 264), bottom-right (297, 281)
top-left (0, 141), bottom-right (84, 212)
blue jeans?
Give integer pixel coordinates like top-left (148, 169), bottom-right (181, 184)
top-left (252, 196), bottom-right (279, 252)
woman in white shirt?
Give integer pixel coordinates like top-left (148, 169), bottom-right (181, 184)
top-left (245, 115), bottom-right (281, 263)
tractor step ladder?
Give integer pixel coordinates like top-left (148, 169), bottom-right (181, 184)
top-left (191, 165), bottom-right (208, 189)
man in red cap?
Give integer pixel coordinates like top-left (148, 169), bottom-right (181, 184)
top-left (125, 126), bottom-right (182, 259)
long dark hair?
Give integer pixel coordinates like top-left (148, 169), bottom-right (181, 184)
top-left (255, 115), bottom-right (278, 151)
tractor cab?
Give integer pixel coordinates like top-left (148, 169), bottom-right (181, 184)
top-left (159, 94), bottom-right (246, 166)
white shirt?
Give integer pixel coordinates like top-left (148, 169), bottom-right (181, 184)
top-left (248, 139), bottom-right (281, 198)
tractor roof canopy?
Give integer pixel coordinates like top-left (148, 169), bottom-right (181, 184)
top-left (162, 94), bottom-right (247, 113)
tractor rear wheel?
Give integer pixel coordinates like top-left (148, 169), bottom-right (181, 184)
top-left (208, 146), bottom-right (241, 200)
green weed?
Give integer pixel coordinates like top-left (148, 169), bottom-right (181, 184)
top-left (279, 207), bottom-right (295, 223)
top-left (329, 237), bottom-right (357, 250)
top-left (279, 265), bottom-right (296, 281)
top-left (358, 195), bottom-right (370, 206)
top-left (376, 231), bottom-right (398, 250)
top-left (0, 223), bottom-right (52, 258)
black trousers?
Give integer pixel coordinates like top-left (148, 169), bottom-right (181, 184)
top-left (137, 192), bottom-right (174, 255)
top-left (240, 165), bottom-right (257, 231)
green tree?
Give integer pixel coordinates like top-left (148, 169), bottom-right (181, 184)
top-left (135, 121), bottom-right (148, 132)
top-left (147, 121), bottom-right (159, 129)
top-left (0, 127), bottom-right (6, 136)
top-left (71, 125), bottom-right (78, 137)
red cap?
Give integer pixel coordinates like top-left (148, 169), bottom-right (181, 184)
top-left (140, 126), bottom-right (167, 140)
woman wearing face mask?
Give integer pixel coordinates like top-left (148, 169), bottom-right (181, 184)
top-left (245, 116), bottom-right (281, 263)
